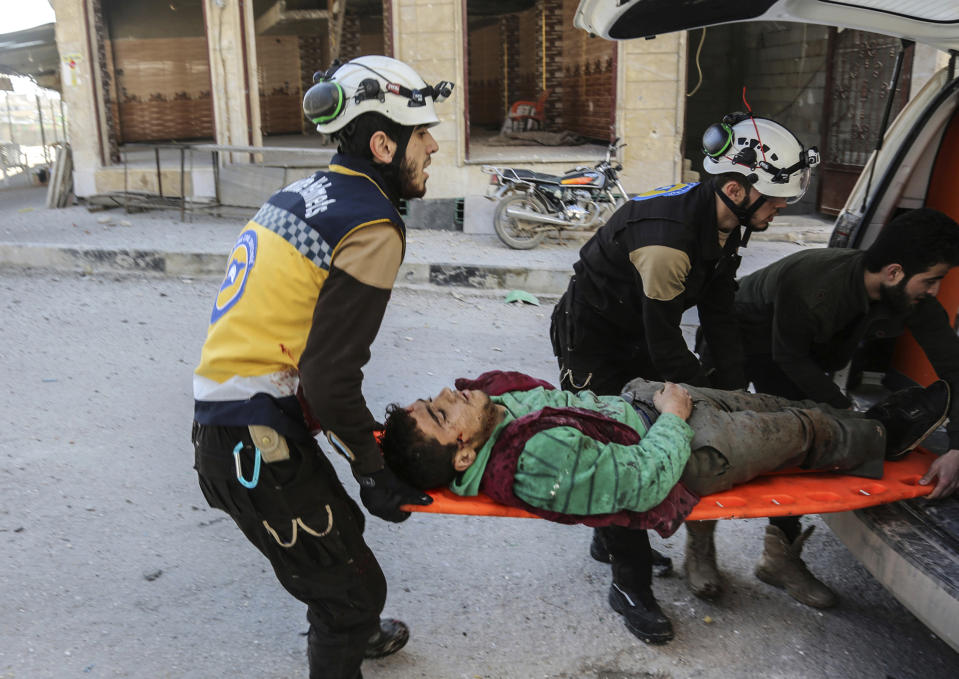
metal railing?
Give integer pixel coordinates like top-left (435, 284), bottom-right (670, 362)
top-left (107, 142), bottom-right (335, 221)
top-left (0, 90), bottom-right (66, 188)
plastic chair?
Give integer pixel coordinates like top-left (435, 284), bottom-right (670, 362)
top-left (503, 89), bottom-right (550, 132)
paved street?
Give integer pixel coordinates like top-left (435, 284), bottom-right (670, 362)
top-left (1, 264), bottom-right (957, 678)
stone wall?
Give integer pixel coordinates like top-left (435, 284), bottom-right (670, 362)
top-left (559, 0), bottom-right (615, 140)
top-left (616, 32), bottom-right (688, 192)
top-left (392, 0), bottom-right (463, 198)
top-left (53, 0), bottom-right (110, 195)
top-left (740, 22), bottom-right (829, 215)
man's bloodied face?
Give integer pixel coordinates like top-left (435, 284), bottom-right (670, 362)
top-left (407, 387), bottom-right (500, 450)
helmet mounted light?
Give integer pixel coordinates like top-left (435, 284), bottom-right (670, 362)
top-left (303, 56), bottom-right (454, 133)
top-left (702, 110), bottom-right (819, 205)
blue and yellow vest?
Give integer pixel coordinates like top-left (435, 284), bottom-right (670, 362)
top-left (193, 154), bottom-right (404, 437)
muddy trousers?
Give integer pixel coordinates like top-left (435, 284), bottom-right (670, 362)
top-left (192, 423), bottom-right (385, 679)
top-left (596, 382), bottom-right (886, 595)
top-left (620, 379), bottom-right (886, 496)
top-left (744, 352), bottom-right (844, 540)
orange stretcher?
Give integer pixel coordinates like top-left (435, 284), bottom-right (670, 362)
top-left (401, 448), bottom-right (936, 520)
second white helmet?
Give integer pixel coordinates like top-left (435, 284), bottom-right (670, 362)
top-left (303, 55), bottom-right (453, 134)
top-left (702, 115), bottom-right (820, 203)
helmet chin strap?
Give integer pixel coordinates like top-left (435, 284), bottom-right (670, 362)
top-left (715, 185), bottom-right (766, 247)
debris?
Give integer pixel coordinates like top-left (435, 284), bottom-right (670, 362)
top-left (505, 289), bottom-right (540, 306)
top-left (450, 290), bottom-right (483, 310)
top-left (144, 569), bottom-right (163, 582)
top-left (704, 615), bottom-right (714, 624)
top-left (46, 144), bottom-right (74, 208)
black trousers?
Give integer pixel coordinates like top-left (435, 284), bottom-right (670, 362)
top-left (192, 423), bottom-right (385, 679)
top-left (551, 302), bottom-right (661, 592)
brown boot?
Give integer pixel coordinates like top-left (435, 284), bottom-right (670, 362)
top-left (684, 520), bottom-right (723, 600)
top-left (754, 525), bottom-right (837, 609)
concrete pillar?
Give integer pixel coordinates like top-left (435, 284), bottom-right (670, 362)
top-left (52, 0), bottom-right (111, 197)
top-left (391, 0), bottom-right (465, 195)
top-left (616, 32), bottom-right (688, 191)
top-left (203, 0), bottom-right (262, 159)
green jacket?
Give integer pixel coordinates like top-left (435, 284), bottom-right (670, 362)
top-left (450, 387), bottom-right (694, 515)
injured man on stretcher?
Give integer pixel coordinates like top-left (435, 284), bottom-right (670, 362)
top-left (379, 370), bottom-right (952, 642)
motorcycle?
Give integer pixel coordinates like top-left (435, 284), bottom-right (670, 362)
top-left (481, 138), bottom-right (629, 249)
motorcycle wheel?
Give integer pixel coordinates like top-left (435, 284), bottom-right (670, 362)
top-left (493, 193), bottom-right (547, 250)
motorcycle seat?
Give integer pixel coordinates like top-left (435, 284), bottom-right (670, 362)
top-left (506, 168), bottom-right (563, 184)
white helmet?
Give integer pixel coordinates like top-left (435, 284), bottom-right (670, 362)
top-left (702, 114), bottom-right (820, 204)
top-left (303, 55), bottom-right (453, 134)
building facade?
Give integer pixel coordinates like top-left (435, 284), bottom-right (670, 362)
top-left (48, 1), bottom-right (947, 220)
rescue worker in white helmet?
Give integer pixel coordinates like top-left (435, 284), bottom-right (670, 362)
top-left (191, 55), bottom-right (453, 678)
top-left (701, 113), bottom-right (819, 245)
top-left (549, 113), bottom-right (818, 643)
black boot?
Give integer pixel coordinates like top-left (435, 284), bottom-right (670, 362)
top-left (363, 619), bottom-right (409, 659)
top-left (866, 380), bottom-right (950, 459)
top-left (608, 582), bottom-right (674, 644)
top-left (597, 526), bottom-right (674, 643)
top-left (589, 529), bottom-right (673, 576)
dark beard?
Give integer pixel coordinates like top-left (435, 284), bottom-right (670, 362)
top-left (398, 155), bottom-right (425, 199)
top-left (374, 152), bottom-right (424, 202)
top-left (878, 279), bottom-right (912, 314)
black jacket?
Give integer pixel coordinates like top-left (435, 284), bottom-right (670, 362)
top-left (558, 180), bottom-right (745, 388)
top-left (736, 247), bottom-right (959, 448)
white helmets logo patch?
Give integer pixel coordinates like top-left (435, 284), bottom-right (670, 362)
top-left (211, 230), bottom-right (257, 324)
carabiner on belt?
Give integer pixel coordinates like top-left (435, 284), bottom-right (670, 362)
top-left (233, 441), bottom-right (262, 489)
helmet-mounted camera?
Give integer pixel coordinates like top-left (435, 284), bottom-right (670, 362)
top-left (701, 112), bottom-right (819, 203)
top-left (303, 57), bottom-right (454, 129)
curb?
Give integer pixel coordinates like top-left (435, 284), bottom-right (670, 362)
top-left (0, 243), bottom-right (574, 294)
top-left (751, 229), bottom-right (830, 244)
top-left (0, 244), bottom-right (226, 278)
top-left (400, 262), bottom-right (571, 294)
top-left (0, 226), bottom-right (828, 291)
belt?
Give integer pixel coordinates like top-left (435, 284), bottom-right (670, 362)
top-left (620, 395), bottom-right (658, 431)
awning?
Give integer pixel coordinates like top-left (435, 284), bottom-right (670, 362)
top-left (0, 23), bottom-right (59, 91)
